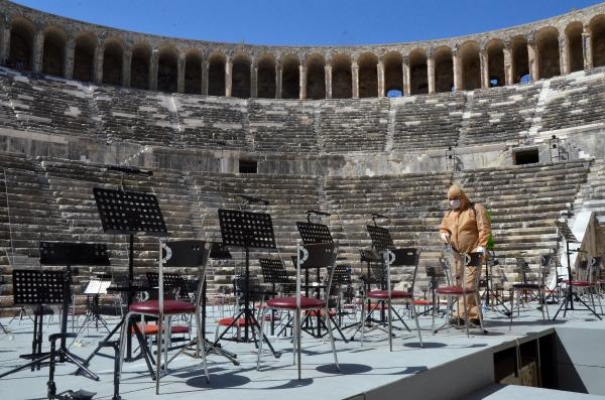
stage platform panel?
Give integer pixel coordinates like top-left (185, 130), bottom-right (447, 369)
top-left (0, 304), bottom-right (604, 400)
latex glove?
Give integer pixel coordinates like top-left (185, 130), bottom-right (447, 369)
top-left (476, 246), bottom-right (486, 255)
top-left (440, 233), bottom-right (450, 243)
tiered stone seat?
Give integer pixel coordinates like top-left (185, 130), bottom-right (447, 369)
top-left (0, 70), bottom-right (23, 130)
top-left (465, 83), bottom-right (541, 145)
top-left (172, 94), bottom-right (248, 150)
top-left (0, 69), bottom-right (98, 138)
top-left (459, 160), bottom-right (590, 281)
top-left (187, 171), bottom-right (323, 286)
top-left (574, 159), bottom-right (605, 229)
top-left (391, 92), bottom-right (465, 151)
top-left (319, 99), bottom-right (388, 153)
top-left (248, 99), bottom-right (319, 153)
top-left (94, 86), bottom-right (178, 146)
top-left (539, 70), bottom-right (605, 133)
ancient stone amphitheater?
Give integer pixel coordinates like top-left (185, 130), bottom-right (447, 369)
top-left (0, 0), bottom-right (605, 316)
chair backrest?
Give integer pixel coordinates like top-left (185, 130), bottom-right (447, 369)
top-left (146, 272), bottom-right (188, 300)
top-left (296, 243), bottom-right (338, 306)
top-left (383, 248), bottom-right (421, 294)
top-left (159, 240), bottom-right (209, 312)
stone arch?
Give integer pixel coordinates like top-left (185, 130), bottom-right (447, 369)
top-left (565, 22), bottom-right (583, 73)
top-left (409, 48), bottom-right (427, 95)
top-left (511, 36), bottom-right (529, 84)
top-left (257, 53), bottom-right (276, 98)
top-left (42, 25), bottom-right (67, 77)
top-left (459, 41), bottom-right (481, 90)
top-left (208, 52), bottom-right (226, 96)
top-left (131, 42), bottom-right (151, 89)
top-left (383, 51), bottom-right (403, 96)
top-left (232, 53), bottom-right (251, 98)
top-left (73, 31), bottom-right (96, 82)
top-left (306, 53), bottom-right (325, 99)
top-left (358, 52), bottom-right (378, 98)
top-left (281, 53), bottom-right (299, 99)
top-left (486, 39), bottom-right (505, 87)
top-left (535, 26), bottom-right (560, 79)
top-left (184, 49), bottom-right (202, 94)
top-left (102, 38), bottom-right (123, 86)
top-left (9, 17), bottom-right (35, 71)
top-left (331, 53), bottom-right (352, 98)
top-left (589, 14), bottom-right (605, 68)
top-left (157, 45), bottom-right (178, 93)
top-left (434, 46), bottom-right (453, 93)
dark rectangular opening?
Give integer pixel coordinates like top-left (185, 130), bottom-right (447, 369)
top-left (514, 148), bottom-right (539, 165)
top-left (239, 159), bottom-right (257, 174)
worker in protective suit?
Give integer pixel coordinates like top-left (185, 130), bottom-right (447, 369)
top-left (439, 183), bottom-right (491, 326)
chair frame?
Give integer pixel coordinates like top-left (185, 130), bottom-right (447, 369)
top-left (118, 240), bottom-right (210, 394)
top-left (434, 252), bottom-right (485, 337)
top-left (509, 255), bottom-right (551, 329)
top-left (360, 248), bottom-right (423, 351)
top-left (256, 243), bottom-right (339, 380)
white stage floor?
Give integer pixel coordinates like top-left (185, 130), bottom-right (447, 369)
top-left (0, 302), bottom-right (604, 400)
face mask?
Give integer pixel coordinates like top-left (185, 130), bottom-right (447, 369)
top-left (450, 199), bottom-right (461, 209)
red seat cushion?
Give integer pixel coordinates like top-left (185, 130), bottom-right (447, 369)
top-left (563, 280), bottom-right (593, 287)
top-left (134, 323), bottom-right (190, 335)
top-left (367, 290), bottom-right (412, 300)
top-left (436, 286), bottom-right (476, 295)
top-left (265, 296), bottom-right (325, 309)
top-left (217, 317), bottom-right (253, 327)
top-left (129, 300), bottom-right (195, 314)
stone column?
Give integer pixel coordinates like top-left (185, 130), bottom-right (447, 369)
top-left (299, 64), bottom-right (307, 100)
top-left (177, 53), bottom-right (185, 93)
top-left (149, 49), bottom-right (159, 91)
top-left (64, 38), bottom-right (75, 79)
top-left (93, 41), bottom-right (103, 84)
top-left (225, 58), bottom-right (232, 97)
top-left (32, 29), bottom-right (44, 73)
top-left (427, 52), bottom-right (435, 94)
top-left (559, 34), bottom-right (570, 75)
top-left (201, 59), bottom-right (208, 95)
top-left (275, 63), bottom-right (282, 99)
top-left (527, 35), bottom-right (538, 81)
top-left (325, 64), bottom-right (332, 99)
top-left (402, 56), bottom-right (410, 95)
top-left (352, 61), bottom-right (359, 99)
top-left (503, 41), bottom-right (513, 86)
top-left (0, 21), bottom-right (11, 65)
top-left (452, 48), bottom-right (461, 91)
top-left (122, 48), bottom-right (131, 87)
top-left (583, 26), bottom-right (593, 70)
top-left (479, 49), bottom-right (489, 89)
top-left (250, 60), bottom-right (258, 98)
top-left (377, 60), bottom-right (385, 97)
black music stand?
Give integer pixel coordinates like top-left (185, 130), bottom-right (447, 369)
top-left (75, 188), bottom-right (168, 378)
top-left (215, 209), bottom-right (278, 357)
top-left (365, 224), bottom-right (395, 327)
top-left (72, 275), bottom-right (113, 343)
top-left (259, 258), bottom-right (295, 336)
top-left (480, 250), bottom-right (511, 316)
top-left (295, 222), bottom-right (348, 341)
top-left (1, 242), bottom-right (109, 399)
top-left (553, 221), bottom-right (602, 320)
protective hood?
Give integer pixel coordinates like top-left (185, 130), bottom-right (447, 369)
top-left (446, 184), bottom-right (471, 210)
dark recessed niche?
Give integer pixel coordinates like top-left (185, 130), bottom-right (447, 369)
top-left (513, 148), bottom-right (539, 165)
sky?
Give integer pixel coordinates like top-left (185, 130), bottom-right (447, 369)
top-left (11, 0), bottom-right (605, 46)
